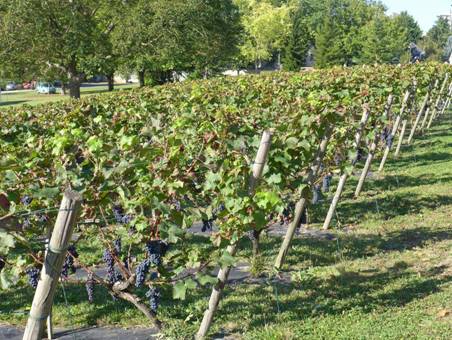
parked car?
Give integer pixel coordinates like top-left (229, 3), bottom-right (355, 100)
top-left (6, 82), bottom-right (17, 91)
top-left (36, 82), bottom-right (56, 94)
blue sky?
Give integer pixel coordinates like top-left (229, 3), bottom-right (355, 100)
top-left (381, 0), bottom-right (451, 33)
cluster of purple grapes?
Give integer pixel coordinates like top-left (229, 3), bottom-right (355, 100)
top-left (312, 184), bottom-right (321, 205)
top-left (280, 202), bottom-right (295, 225)
top-left (146, 286), bottom-right (160, 314)
top-left (381, 128), bottom-right (393, 147)
top-left (201, 203), bottom-right (225, 232)
top-left (61, 245), bottom-right (79, 278)
top-left (25, 267), bottom-right (40, 289)
top-left (135, 240), bottom-right (166, 287)
top-left (334, 153), bottom-right (343, 166)
top-left (113, 205), bottom-right (132, 224)
top-left (21, 195), bottom-right (33, 206)
top-left (85, 272), bottom-right (95, 303)
top-left (102, 249), bottom-right (122, 284)
top-left (19, 196), bottom-right (48, 228)
top-left (322, 174), bottom-right (333, 192)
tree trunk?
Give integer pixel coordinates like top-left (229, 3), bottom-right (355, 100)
top-left (107, 73), bottom-right (114, 91)
top-left (138, 70), bottom-right (145, 87)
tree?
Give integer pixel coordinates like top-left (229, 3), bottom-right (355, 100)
top-left (235, 0), bottom-right (292, 70)
top-left (422, 17), bottom-right (451, 61)
top-left (0, 0), bottom-right (118, 98)
top-left (282, 0), bottom-right (316, 70)
top-left (392, 11), bottom-right (422, 44)
top-left (113, 0), bottom-right (241, 86)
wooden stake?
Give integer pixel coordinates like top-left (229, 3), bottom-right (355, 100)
top-left (23, 190), bottom-right (82, 340)
top-left (196, 131), bottom-right (272, 339)
top-left (274, 125), bottom-right (333, 269)
top-left (355, 95), bottom-right (394, 197)
top-left (421, 79), bottom-right (440, 131)
top-left (378, 90), bottom-right (411, 172)
top-left (394, 119), bottom-right (407, 157)
top-left (322, 106), bottom-right (370, 230)
top-left (427, 74), bottom-right (449, 129)
top-left (407, 91), bottom-right (430, 144)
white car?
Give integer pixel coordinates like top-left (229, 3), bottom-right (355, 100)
top-left (6, 82), bottom-right (17, 91)
top-left (36, 82), bottom-right (56, 94)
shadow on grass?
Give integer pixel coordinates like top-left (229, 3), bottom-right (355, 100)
top-left (0, 100), bottom-right (28, 107)
top-left (220, 261), bottom-right (451, 333)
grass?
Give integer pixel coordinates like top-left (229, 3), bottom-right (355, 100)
top-left (0, 112), bottom-right (451, 339)
top-left (0, 83), bottom-right (138, 107)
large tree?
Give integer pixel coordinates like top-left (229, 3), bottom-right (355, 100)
top-left (235, 0), bottom-right (292, 70)
top-left (422, 17), bottom-right (451, 61)
top-left (0, 0), bottom-right (118, 98)
top-left (113, 0), bottom-right (241, 86)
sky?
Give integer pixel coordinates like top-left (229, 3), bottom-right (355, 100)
top-left (381, 0), bottom-right (452, 34)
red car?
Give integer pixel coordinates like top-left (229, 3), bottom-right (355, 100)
top-left (22, 81), bottom-right (35, 90)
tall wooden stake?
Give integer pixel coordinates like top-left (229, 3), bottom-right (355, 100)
top-left (322, 106), bottom-right (370, 230)
top-left (394, 119), bottom-right (407, 157)
top-left (274, 125), bottom-right (333, 269)
top-left (23, 191), bottom-right (82, 340)
top-left (421, 79), bottom-right (440, 131)
top-left (355, 95), bottom-right (393, 197)
top-left (196, 131), bottom-right (272, 339)
top-left (407, 90), bottom-right (430, 144)
top-left (378, 90), bottom-right (411, 172)
top-left (427, 74), bottom-right (449, 129)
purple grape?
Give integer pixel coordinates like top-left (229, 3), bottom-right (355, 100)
top-left (113, 239), bottom-right (122, 255)
top-left (21, 196), bottom-right (33, 206)
top-left (135, 259), bottom-right (150, 287)
top-left (145, 286), bottom-right (160, 313)
top-left (25, 267), bottom-right (40, 289)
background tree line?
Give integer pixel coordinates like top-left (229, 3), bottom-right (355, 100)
top-left (0, 0), bottom-right (451, 98)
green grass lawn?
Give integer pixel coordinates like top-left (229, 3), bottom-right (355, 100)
top-left (0, 112), bottom-right (451, 339)
top-left (0, 83), bottom-right (138, 108)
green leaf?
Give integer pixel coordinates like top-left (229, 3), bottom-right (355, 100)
top-left (173, 281), bottom-right (187, 300)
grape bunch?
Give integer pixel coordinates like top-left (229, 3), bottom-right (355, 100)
top-left (322, 174), bottom-right (333, 192)
top-left (334, 153), bottom-right (343, 166)
top-left (381, 127), bottom-right (393, 147)
top-left (112, 205), bottom-right (132, 224)
top-left (26, 267), bottom-right (40, 289)
top-left (201, 219), bottom-right (213, 232)
top-left (135, 259), bottom-right (151, 287)
top-left (21, 195), bottom-right (33, 206)
top-left (280, 201), bottom-right (295, 225)
top-left (85, 272), bottom-right (95, 303)
top-left (62, 245), bottom-right (79, 278)
top-left (102, 249), bottom-right (122, 284)
top-left (312, 185), bottom-right (321, 205)
top-left (145, 286), bottom-right (160, 314)
top-left (201, 204), bottom-right (225, 232)
top-left (145, 240), bottom-right (168, 267)
top-left (113, 239), bottom-right (122, 255)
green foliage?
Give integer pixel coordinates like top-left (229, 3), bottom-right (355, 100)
top-left (0, 63), bottom-right (447, 330)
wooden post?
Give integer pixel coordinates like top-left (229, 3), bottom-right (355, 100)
top-left (394, 119), bottom-right (407, 157)
top-left (355, 95), bottom-right (393, 197)
top-left (196, 131), bottom-right (272, 339)
top-left (378, 90), bottom-right (411, 172)
top-left (427, 74), bottom-right (449, 129)
top-left (407, 91), bottom-right (430, 144)
top-left (322, 106), bottom-right (370, 230)
top-left (23, 190), bottom-right (82, 340)
top-left (438, 83), bottom-right (452, 118)
top-left (421, 79), bottom-right (440, 131)
top-left (274, 125), bottom-right (333, 269)
top-left (44, 227), bottom-right (53, 340)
